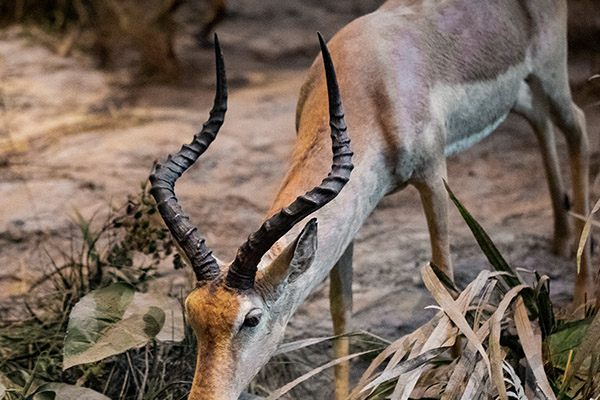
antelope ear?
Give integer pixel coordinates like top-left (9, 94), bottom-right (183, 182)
top-left (259, 218), bottom-right (318, 292)
top-left (287, 218), bottom-right (318, 281)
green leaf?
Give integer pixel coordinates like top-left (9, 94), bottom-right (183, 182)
top-left (26, 391), bottom-right (56, 400)
top-left (143, 306), bottom-right (165, 337)
top-left (29, 383), bottom-right (110, 400)
top-left (535, 274), bottom-right (555, 339)
top-left (444, 180), bottom-right (538, 315)
top-left (548, 319), bottom-right (591, 369)
top-left (559, 311), bottom-right (600, 396)
top-left (63, 283), bottom-right (135, 364)
top-left (25, 383), bottom-right (56, 400)
top-left (63, 283), bottom-right (184, 369)
top-left (444, 181), bottom-right (520, 287)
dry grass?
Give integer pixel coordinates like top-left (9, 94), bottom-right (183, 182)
top-left (1, 184), bottom-right (599, 399)
top-left (256, 184), bottom-right (600, 400)
top-left (0, 185), bottom-right (196, 400)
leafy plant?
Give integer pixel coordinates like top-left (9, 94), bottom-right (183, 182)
top-left (3, 181), bottom-right (599, 399)
top-left (1, 377), bottom-right (111, 400)
top-left (0, 184), bottom-right (192, 400)
top-left (63, 282), bottom-right (184, 370)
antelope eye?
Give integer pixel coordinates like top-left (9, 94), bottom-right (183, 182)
top-left (242, 309), bottom-right (262, 328)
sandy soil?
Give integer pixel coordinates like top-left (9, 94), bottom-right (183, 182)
top-left (1, 0), bottom-right (599, 396)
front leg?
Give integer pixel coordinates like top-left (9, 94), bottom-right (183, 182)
top-left (329, 241), bottom-right (353, 400)
top-left (415, 163), bottom-right (453, 281)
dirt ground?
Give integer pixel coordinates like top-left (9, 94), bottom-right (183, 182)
top-left (1, 0), bottom-right (600, 393)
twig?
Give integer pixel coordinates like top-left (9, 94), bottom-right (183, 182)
top-left (126, 352), bottom-right (141, 393)
top-left (57, 27), bottom-right (80, 57)
top-left (103, 362), bottom-right (117, 395)
top-left (118, 369), bottom-right (129, 400)
top-left (569, 211), bottom-right (600, 227)
top-left (137, 346), bottom-right (150, 400)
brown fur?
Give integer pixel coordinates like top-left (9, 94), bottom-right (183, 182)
top-left (186, 283), bottom-right (241, 399)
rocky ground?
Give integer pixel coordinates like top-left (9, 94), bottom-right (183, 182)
top-left (1, 0), bottom-right (599, 396)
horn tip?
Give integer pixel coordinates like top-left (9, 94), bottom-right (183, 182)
top-left (317, 32), bottom-right (327, 52)
top-left (214, 33), bottom-right (221, 53)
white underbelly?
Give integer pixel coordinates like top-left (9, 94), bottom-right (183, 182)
top-left (445, 112), bottom-right (508, 156)
top-left (430, 63), bottom-right (527, 157)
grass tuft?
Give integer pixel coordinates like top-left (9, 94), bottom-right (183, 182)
top-left (0, 183), bottom-right (197, 400)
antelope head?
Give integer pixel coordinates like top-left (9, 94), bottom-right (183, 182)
top-left (149, 34), bottom-right (353, 399)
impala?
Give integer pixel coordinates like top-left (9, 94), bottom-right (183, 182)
top-left (150, 1), bottom-right (592, 398)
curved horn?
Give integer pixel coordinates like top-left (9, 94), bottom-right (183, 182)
top-left (226, 33), bottom-right (354, 290)
top-left (149, 34), bottom-right (227, 282)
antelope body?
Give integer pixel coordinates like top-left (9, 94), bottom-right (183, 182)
top-left (150, 0), bottom-right (592, 399)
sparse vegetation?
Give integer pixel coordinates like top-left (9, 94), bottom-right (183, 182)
top-left (1, 186), bottom-right (599, 399)
top-left (342, 184), bottom-right (600, 400)
top-left (0, 184), bottom-right (198, 400)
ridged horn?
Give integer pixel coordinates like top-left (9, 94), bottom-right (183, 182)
top-left (225, 32), bottom-right (354, 290)
top-left (149, 34), bottom-right (227, 282)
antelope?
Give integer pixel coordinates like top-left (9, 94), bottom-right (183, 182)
top-left (150, 0), bottom-right (593, 398)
